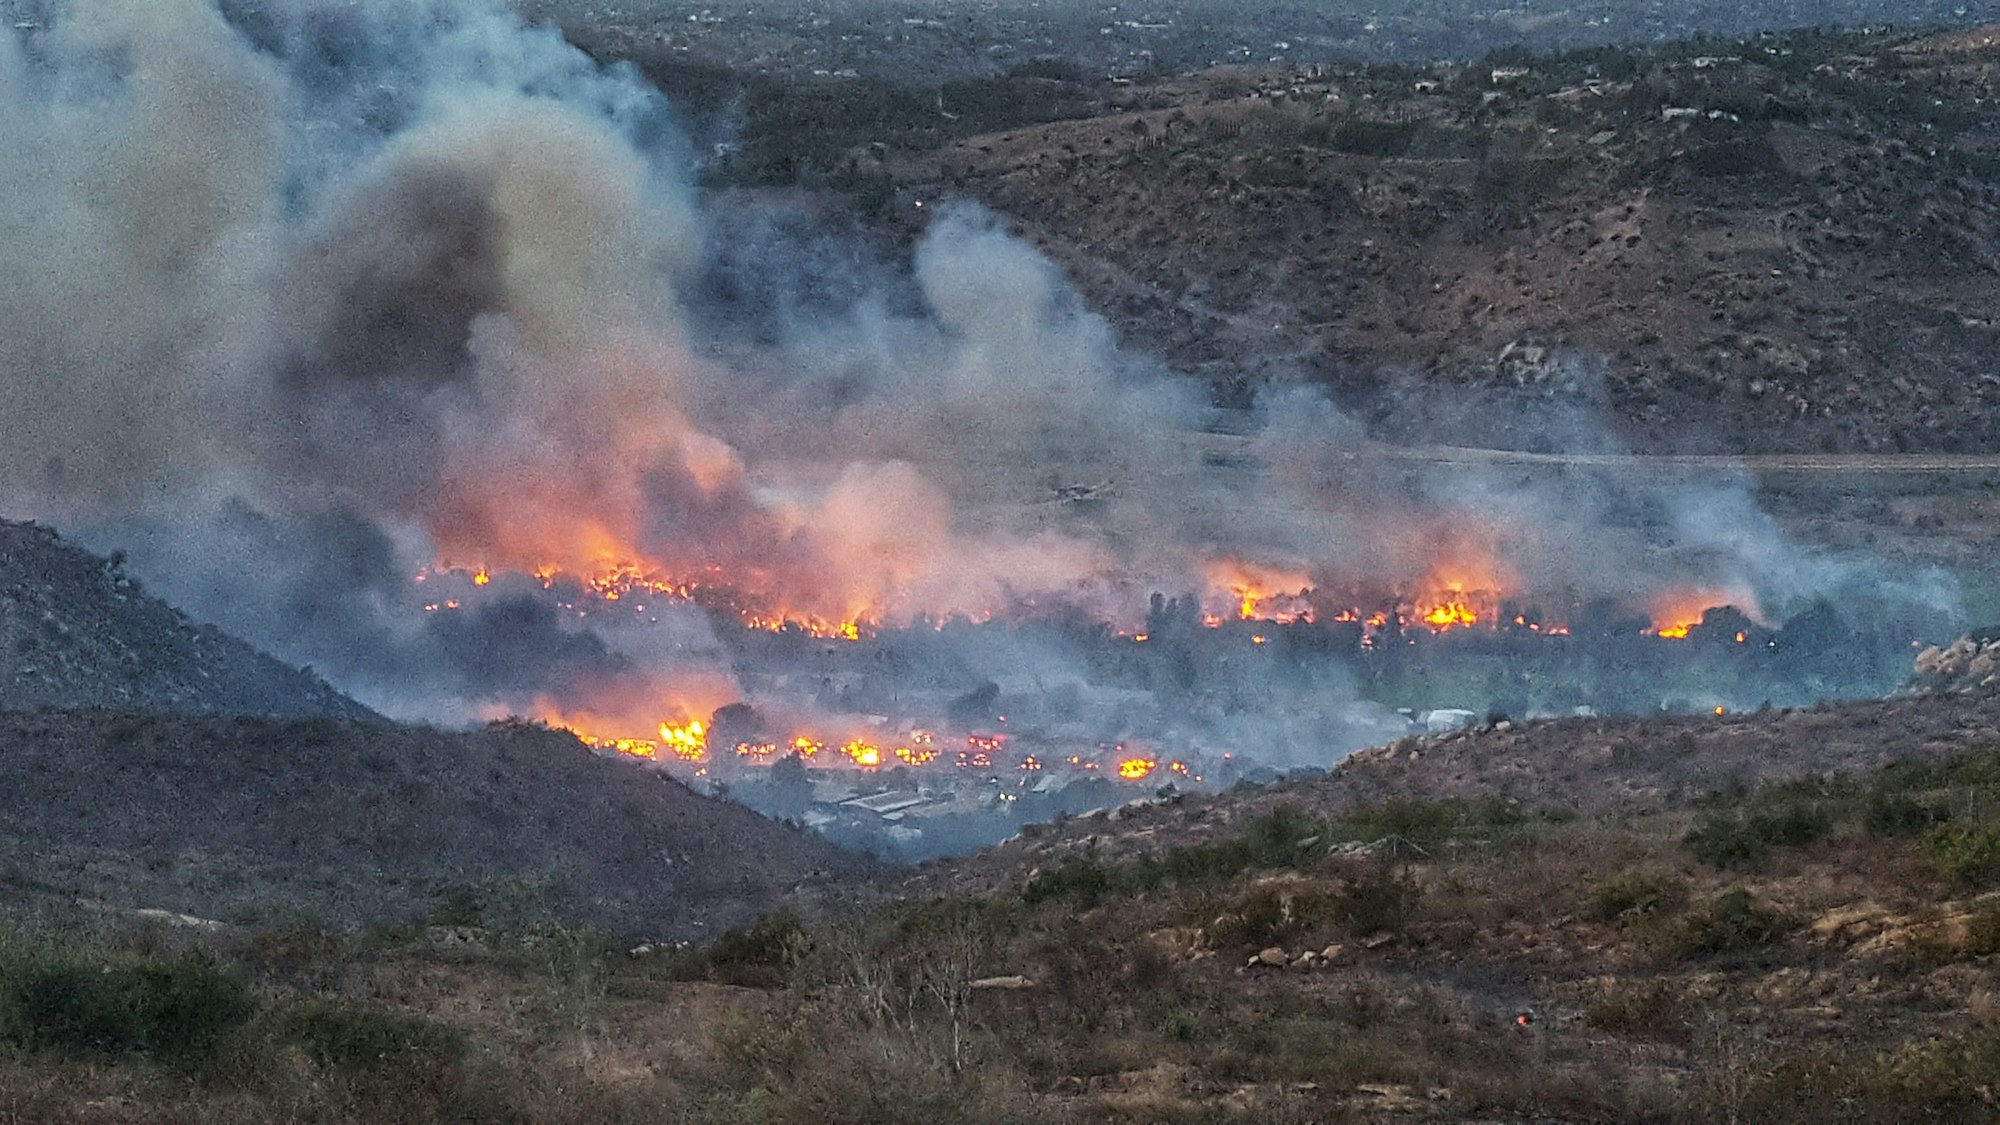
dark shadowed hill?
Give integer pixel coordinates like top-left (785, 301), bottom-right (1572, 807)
top-left (0, 711), bottom-right (870, 937)
top-left (1, 519), bottom-right (370, 719)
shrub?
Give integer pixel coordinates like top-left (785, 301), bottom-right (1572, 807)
top-left (1747, 803), bottom-right (1833, 849)
top-left (1203, 886), bottom-right (1338, 949)
top-left (1023, 856), bottom-right (1115, 909)
top-left (687, 911), bottom-right (812, 988)
top-left (1684, 811), bottom-right (1769, 870)
top-left (1583, 980), bottom-right (1688, 1041)
top-left (0, 949), bottom-right (252, 1058)
top-left (1335, 796), bottom-right (1527, 846)
top-left (1684, 801), bottom-right (1832, 870)
top-left (1863, 790), bottom-right (1945, 838)
top-left (1727, 1025), bottom-right (2000, 1122)
top-left (1581, 873), bottom-right (1681, 927)
top-left (1676, 888), bottom-right (1796, 958)
top-left (1923, 823), bottom-right (2000, 887)
top-left (1330, 865), bottom-right (1424, 937)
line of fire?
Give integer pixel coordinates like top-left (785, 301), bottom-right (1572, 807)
top-left (410, 551), bottom-right (1913, 859)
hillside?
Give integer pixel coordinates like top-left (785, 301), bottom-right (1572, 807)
top-left (899, 687), bottom-right (2000, 898)
top-left (0, 711), bottom-right (868, 938)
top-left (907, 27), bottom-right (2000, 456)
top-left (0, 519), bottom-right (370, 719)
top-left (9, 687), bottom-right (2000, 1121)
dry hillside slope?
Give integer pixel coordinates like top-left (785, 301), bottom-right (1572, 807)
top-left (0, 711), bottom-right (870, 938)
top-left (912, 30), bottom-right (2000, 456)
top-left (1, 520), bottom-right (370, 719)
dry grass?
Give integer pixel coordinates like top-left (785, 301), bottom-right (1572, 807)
top-left (11, 759), bottom-right (2000, 1122)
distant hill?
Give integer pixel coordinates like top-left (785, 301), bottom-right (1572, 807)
top-left (0, 711), bottom-right (870, 937)
top-left (0, 519), bottom-right (369, 719)
top-left (906, 27), bottom-right (2000, 456)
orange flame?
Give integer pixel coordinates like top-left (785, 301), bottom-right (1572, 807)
top-left (1118, 757), bottom-right (1158, 780)
top-left (1203, 558), bottom-right (1315, 624)
top-left (1648, 588), bottom-right (1758, 639)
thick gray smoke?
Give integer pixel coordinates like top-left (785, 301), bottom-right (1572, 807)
top-left (0, 0), bottom-right (1960, 759)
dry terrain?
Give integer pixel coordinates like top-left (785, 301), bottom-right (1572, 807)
top-left (9, 685), bottom-right (2000, 1122)
top-left (903, 28), bottom-right (2000, 457)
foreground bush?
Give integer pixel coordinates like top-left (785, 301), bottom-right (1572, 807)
top-left (0, 944), bottom-right (251, 1058)
top-left (1923, 823), bottom-right (2000, 887)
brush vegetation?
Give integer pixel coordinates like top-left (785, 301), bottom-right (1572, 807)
top-left (8, 748), bottom-right (2000, 1121)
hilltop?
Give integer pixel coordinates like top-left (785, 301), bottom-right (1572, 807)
top-left (0, 519), bottom-right (369, 719)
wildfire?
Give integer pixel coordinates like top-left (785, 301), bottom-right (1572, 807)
top-left (1649, 588), bottom-right (1758, 639)
top-left (1420, 599), bottom-right (1480, 630)
top-left (1203, 558), bottom-right (1315, 624)
top-left (425, 562), bottom-right (870, 640)
top-left (658, 720), bottom-right (706, 761)
top-left (842, 739), bottom-right (882, 767)
top-left (1118, 757), bottom-right (1158, 780)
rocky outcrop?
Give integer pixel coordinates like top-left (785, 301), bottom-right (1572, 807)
top-left (1909, 634), bottom-right (2000, 695)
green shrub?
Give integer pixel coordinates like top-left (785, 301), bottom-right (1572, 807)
top-left (264, 1000), bottom-right (464, 1073)
top-left (0, 950), bottom-right (252, 1058)
top-left (1204, 886), bottom-right (1338, 949)
top-left (1863, 790), bottom-right (1945, 838)
top-left (1684, 801), bottom-right (1831, 870)
top-left (1334, 796), bottom-right (1527, 846)
top-left (1728, 1025), bottom-right (2000, 1122)
top-left (1748, 803), bottom-right (1833, 848)
top-left (1684, 811), bottom-right (1770, 870)
top-left (1676, 888), bottom-right (1796, 958)
top-left (686, 911), bottom-right (812, 989)
top-left (1923, 823), bottom-right (2000, 887)
top-left (1023, 856), bottom-right (1115, 908)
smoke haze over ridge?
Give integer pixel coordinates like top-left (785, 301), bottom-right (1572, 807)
top-left (0, 1), bottom-right (1960, 756)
